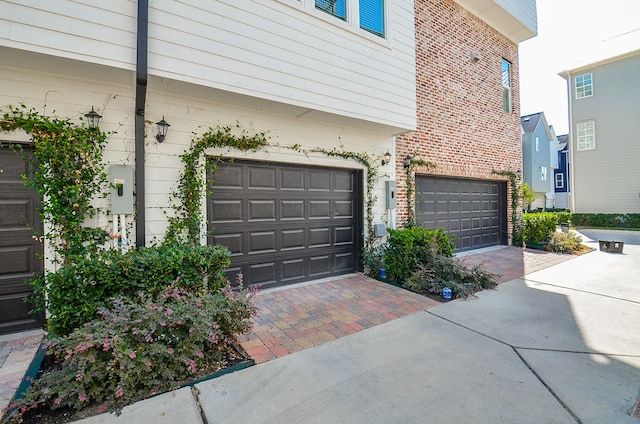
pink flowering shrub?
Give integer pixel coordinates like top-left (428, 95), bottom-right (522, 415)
top-left (5, 282), bottom-right (256, 420)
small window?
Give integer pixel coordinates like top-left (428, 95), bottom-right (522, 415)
top-left (502, 59), bottom-right (512, 113)
top-left (575, 74), bottom-right (593, 99)
top-left (555, 173), bottom-right (564, 189)
top-left (577, 121), bottom-right (596, 150)
top-left (539, 166), bottom-right (547, 181)
top-left (535, 137), bottom-right (539, 152)
top-left (360, 0), bottom-right (385, 37)
top-left (315, 0), bottom-right (346, 20)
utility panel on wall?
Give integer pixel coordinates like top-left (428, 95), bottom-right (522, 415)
top-left (385, 180), bottom-right (397, 209)
top-left (110, 165), bottom-right (134, 214)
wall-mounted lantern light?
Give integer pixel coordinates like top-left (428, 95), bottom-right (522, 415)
top-left (403, 155), bottom-right (412, 169)
top-left (84, 106), bottom-right (102, 129)
top-left (516, 169), bottom-right (522, 180)
top-left (381, 150), bottom-right (392, 166)
top-left (155, 116), bottom-right (170, 143)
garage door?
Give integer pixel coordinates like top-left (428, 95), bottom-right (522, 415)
top-left (415, 175), bottom-right (507, 251)
top-left (208, 160), bottom-right (362, 289)
top-left (0, 146), bottom-right (45, 334)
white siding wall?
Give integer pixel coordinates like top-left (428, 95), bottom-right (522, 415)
top-left (1, 59), bottom-right (397, 257)
top-left (569, 54), bottom-right (640, 213)
top-left (0, 0), bottom-right (416, 132)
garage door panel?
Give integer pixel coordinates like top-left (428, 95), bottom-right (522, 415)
top-left (309, 228), bottom-right (331, 247)
top-left (248, 200), bottom-right (276, 221)
top-left (334, 226), bottom-right (354, 245)
top-left (334, 200), bottom-right (353, 217)
top-left (0, 245), bottom-right (33, 275)
top-left (309, 201), bottom-right (330, 218)
top-left (249, 167), bottom-right (276, 190)
top-left (416, 175), bottom-right (506, 252)
top-left (335, 252), bottom-right (355, 272)
top-left (281, 200), bottom-right (304, 220)
top-left (209, 160), bottom-right (360, 288)
top-left (248, 231), bottom-right (277, 254)
top-left (211, 233), bottom-right (243, 256)
top-left (309, 171), bottom-right (331, 191)
top-left (249, 262), bottom-right (277, 285)
top-left (0, 199), bottom-right (32, 228)
top-left (211, 200), bottom-right (243, 222)
top-left (281, 169), bottom-right (305, 190)
top-left (309, 255), bottom-right (331, 276)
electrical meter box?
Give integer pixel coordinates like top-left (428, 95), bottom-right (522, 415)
top-left (110, 165), bottom-right (134, 214)
top-left (385, 180), bottom-right (397, 209)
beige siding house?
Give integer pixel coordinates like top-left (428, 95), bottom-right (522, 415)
top-left (559, 29), bottom-right (640, 213)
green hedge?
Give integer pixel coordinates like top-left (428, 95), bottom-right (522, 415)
top-left (32, 244), bottom-right (231, 336)
top-left (571, 213), bottom-right (640, 228)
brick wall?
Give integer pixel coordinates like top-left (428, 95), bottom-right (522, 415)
top-left (396, 0), bottom-right (522, 242)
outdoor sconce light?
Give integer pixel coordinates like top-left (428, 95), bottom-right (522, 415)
top-left (403, 155), bottom-right (412, 169)
top-left (381, 150), bottom-right (392, 166)
top-left (516, 169), bottom-right (522, 180)
top-left (84, 106), bottom-right (102, 129)
top-left (155, 116), bottom-right (170, 143)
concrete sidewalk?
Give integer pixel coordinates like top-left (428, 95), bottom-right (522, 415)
top-left (72, 230), bottom-right (640, 423)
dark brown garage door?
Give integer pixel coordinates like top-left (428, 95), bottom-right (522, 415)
top-left (415, 175), bottom-right (507, 252)
top-left (208, 160), bottom-right (362, 289)
top-left (0, 145), bottom-right (45, 334)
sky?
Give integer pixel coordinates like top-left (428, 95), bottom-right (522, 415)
top-left (519, 0), bottom-right (640, 135)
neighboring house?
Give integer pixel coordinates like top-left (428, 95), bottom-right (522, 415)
top-left (553, 134), bottom-right (570, 209)
top-left (396, 0), bottom-right (537, 251)
top-left (558, 29), bottom-right (640, 214)
top-left (520, 112), bottom-right (559, 210)
top-left (0, 0), bottom-right (417, 333)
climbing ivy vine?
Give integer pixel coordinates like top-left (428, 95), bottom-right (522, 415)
top-left (404, 157), bottom-right (435, 224)
top-left (492, 169), bottom-right (523, 246)
top-left (0, 104), bottom-right (110, 263)
top-left (164, 123), bottom-right (269, 245)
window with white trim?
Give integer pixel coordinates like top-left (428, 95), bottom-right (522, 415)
top-left (359, 0), bottom-right (384, 36)
top-left (577, 121), bottom-right (596, 150)
top-left (539, 166), bottom-right (547, 181)
top-left (502, 59), bottom-right (512, 113)
top-left (555, 173), bottom-right (564, 189)
top-left (315, 0), bottom-right (346, 20)
top-left (313, 0), bottom-right (385, 38)
top-left (575, 73), bottom-right (593, 99)
top-left (535, 137), bottom-right (539, 152)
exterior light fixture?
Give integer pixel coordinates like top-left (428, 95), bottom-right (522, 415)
top-left (403, 155), bottom-right (412, 169)
top-left (381, 150), bottom-right (392, 166)
top-left (84, 106), bottom-right (102, 129)
top-left (155, 116), bottom-right (170, 143)
top-left (516, 169), bottom-right (522, 179)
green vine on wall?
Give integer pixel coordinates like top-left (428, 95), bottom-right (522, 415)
top-left (404, 157), bottom-right (435, 224)
top-left (0, 104), bottom-right (110, 263)
top-left (492, 169), bottom-right (523, 246)
top-left (164, 123), bottom-right (269, 245)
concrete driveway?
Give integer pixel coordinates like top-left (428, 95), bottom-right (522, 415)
top-left (78, 230), bottom-right (640, 424)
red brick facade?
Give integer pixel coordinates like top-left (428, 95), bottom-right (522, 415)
top-left (396, 0), bottom-right (522, 243)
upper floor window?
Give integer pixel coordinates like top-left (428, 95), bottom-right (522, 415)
top-left (502, 59), bottom-right (512, 113)
top-left (360, 0), bottom-right (384, 36)
top-left (575, 73), bottom-right (593, 99)
top-left (577, 121), bottom-right (596, 150)
top-left (535, 136), bottom-right (539, 152)
top-left (539, 166), bottom-right (548, 181)
top-left (555, 173), bottom-right (564, 189)
top-left (314, 0), bottom-right (385, 37)
top-left (315, 0), bottom-right (346, 20)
